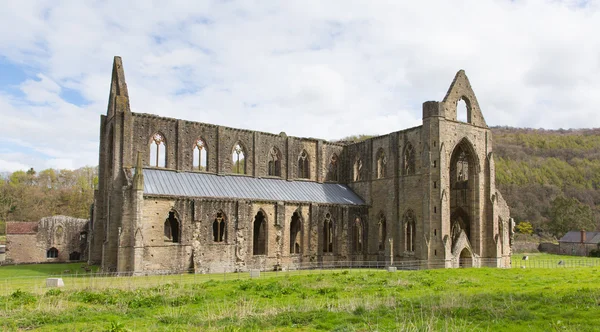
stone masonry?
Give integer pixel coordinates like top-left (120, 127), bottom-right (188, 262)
top-left (89, 56), bottom-right (512, 274)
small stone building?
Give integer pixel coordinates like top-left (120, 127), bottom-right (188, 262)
top-left (5, 216), bottom-right (89, 264)
top-left (558, 231), bottom-right (600, 256)
top-left (89, 57), bottom-right (512, 274)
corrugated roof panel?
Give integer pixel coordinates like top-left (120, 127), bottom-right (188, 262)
top-left (142, 169), bottom-right (365, 205)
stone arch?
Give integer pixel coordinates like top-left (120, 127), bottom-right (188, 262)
top-left (376, 148), bottom-right (386, 179)
top-left (268, 146), bottom-right (282, 177)
top-left (213, 210), bottom-right (227, 243)
top-left (298, 149), bottom-right (310, 179)
top-left (253, 209), bottom-right (268, 255)
top-left (403, 209), bottom-right (416, 253)
top-left (193, 137), bottom-right (208, 171)
top-left (164, 210), bottom-right (181, 243)
top-left (456, 96), bottom-right (472, 123)
top-left (323, 212), bottom-right (334, 253)
top-left (353, 156), bottom-right (363, 181)
top-left (377, 211), bottom-right (387, 251)
top-left (47, 247), bottom-right (58, 259)
top-left (232, 142), bottom-right (247, 174)
top-left (403, 142), bottom-right (415, 175)
top-left (459, 247), bottom-right (472, 268)
top-left (352, 215), bottom-right (364, 254)
top-left (149, 132), bottom-right (167, 167)
top-left (289, 210), bottom-right (302, 254)
top-left (326, 153), bottom-right (339, 182)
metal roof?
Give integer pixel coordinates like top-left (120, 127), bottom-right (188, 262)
top-left (559, 231), bottom-right (600, 244)
top-left (143, 169), bottom-right (366, 205)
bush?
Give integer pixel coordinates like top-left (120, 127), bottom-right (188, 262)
top-left (589, 249), bottom-right (600, 258)
top-left (515, 221), bottom-right (534, 235)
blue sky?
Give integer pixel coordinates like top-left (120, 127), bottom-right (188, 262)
top-left (1, 0), bottom-right (600, 172)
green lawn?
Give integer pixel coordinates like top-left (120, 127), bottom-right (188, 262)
top-left (0, 257), bottom-right (600, 331)
top-left (0, 262), bottom-right (98, 279)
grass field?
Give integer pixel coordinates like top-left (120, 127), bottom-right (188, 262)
top-left (0, 254), bottom-right (599, 331)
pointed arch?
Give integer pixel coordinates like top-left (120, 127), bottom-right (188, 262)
top-left (164, 210), bottom-right (180, 243)
top-left (353, 157), bottom-right (363, 182)
top-left (193, 138), bottom-right (208, 171)
top-left (323, 212), bottom-right (334, 253)
top-left (403, 209), bottom-right (416, 252)
top-left (253, 210), bottom-right (267, 255)
top-left (150, 132), bottom-right (166, 167)
top-left (376, 148), bottom-right (387, 179)
top-left (298, 150), bottom-right (310, 179)
top-left (326, 153), bottom-right (339, 182)
top-left (232, 142), bottom-right (246, 174)
top-left (213, 210), bottom-right (227, 242)
top-left (403, 142), bottom-right (415, 175)
top-left (378, 212), bottom-right (387, 251)
top-left (268, 146), bottom-right (282, 177)
top-left (353, 215), bottom-right (363, 253)
top-left (46, 247), bottom-right (58, 259)
top-left (289, 211), bottom-right (302, 254)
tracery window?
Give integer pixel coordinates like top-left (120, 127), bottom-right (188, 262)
top-left (404, 210), bottom-right (416, 252)
top-left (232, 142), bottom-right (246, 174)
top-left (193, 139), bottom-right (207, 171)
top-left (298, 150), bottom-right (310, 179)
top-left (150, 133), bottom-right (166, 167)
top-left (376, 149), bottom-right (387, 179)
top-left (213, 212), bottom-right (226, 242)
top-left (378, 213), bottom-right (387, 251)
top-left (353, 158), bottom-right (363, 181)
top-left (327, 154), bottom-right (339, 182)
top-left (404, 143), bottom-right (415, 175)
top-left (268, 147), bottom-right (281, 177)
top-left (323, 213), bottom-right (334, 253)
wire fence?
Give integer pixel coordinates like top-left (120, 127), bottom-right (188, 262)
top-left (1, 256), bottom-right (599, 296)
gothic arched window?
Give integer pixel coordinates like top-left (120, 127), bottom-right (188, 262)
top-left (213, 211), bottom-right (226, 242)
top-left (404, 143), bottom-right (415, 175)
top-left (268, 147), bottom-right (281, 177)
top-left (327, 154), bottom-right (339, 182)
top-left (378, 213), bottom-right (387, 251)
top-left (323, 213), bottom-right (333, 253)
top-left (150, 133), bottom-right (166, 167)
top-left (232, 142), bottom-right (246, 174)
top-left (353, 216), bottom-right (363, 253)
top-left (376, 149), bottom-right (387, 179)
top-left (353, 158), bottom-right (363, 181)
top-left (404, 210), bottom-right (416, 252)
top-left (193, 139), bottom-right (208, 171)
top-left (298, 150), bottom-right (310, 179)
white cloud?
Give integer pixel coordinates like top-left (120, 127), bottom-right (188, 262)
top-left (1, 0), bottom-right (600, 172)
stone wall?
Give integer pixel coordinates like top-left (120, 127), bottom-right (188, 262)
top-left (6, 216), bottom-right (88, 264)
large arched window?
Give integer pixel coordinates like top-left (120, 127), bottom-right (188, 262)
top-left (376, 148), bottom-right (387, 179)
top-left (326, 154), bottom-right (339, 182)
top-left (164, 211), bottom-right (180, 243)
top-left (353, 216), bottom-right (363, 253)
top-left (290, 212), bottom-right (301, 254)
top-left (232, 142), bottom-right (246, 174)
top-left (150, 133), bottom-right (166, 167)
top-left (378, 213), bottom-right (387, 251)
top-left (46, 247), bottom-right (58, 259)
top-left (450, 140), bottom-right (475, 246)
top-left (298, 150), bottom-right (310, 179)
top-left (353, 158), bottom-right (362, 181)
top-left (323, 213), bottom-right (334, 253)
top-left (213, 211), bottom-right (226, 242)
top-left (253, 211), bottom-right (266, 255)
top-left (193, 138), bottom-right (208, 171)
top-left (403, 143), bottom-right (415, 175)
top-left (404, 210), bottom-right (416, 252)
top-left (268, 147), bottom-right (281, 177)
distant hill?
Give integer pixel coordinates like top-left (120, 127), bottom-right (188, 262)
top-left (492, 127), bottom-right (600, 233)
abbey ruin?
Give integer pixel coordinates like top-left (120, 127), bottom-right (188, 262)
top-left (88, 56), bottom-right (512, 274)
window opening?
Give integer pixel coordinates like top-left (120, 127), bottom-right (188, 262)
top-left (404, 143), bottom-right (415, 175)
top-left (377, 149), bottom-right (387, 179)
top-left (327, 154), bottom-right (339, 181)
top-left (290, 212), bottom-right (301, 254)
top-left (213, 212), bottom-right (226, 242)
top-left (232, 143), bottom-right (246, 174)
top-left (298, 150), bottom-right (310, 179)
top-left (253, 211), bottom-right (266, 255)
top-left (150, 133), bottom-right (166, 167)
top-left (457, 98), bottom-right (468, 123)
top-left (404, 210), bottom-right (416, 252)
top-left (268, 147), bottom-right (281, 177)
top-left (353, 216), bottom-right (363, 253)
top-left (164, 211), bottom-right (180, 243)
top-left (378, 213), bottom-right (387, 251)
top-left (353, 158), bottom-right (363, 181)
top-left (323, 213), bottom-right (333, 253)
top-left (193, 139), bottom-right (207, 171)
top-left (47, 247), bottom-right (58, 258)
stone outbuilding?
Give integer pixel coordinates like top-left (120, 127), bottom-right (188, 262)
top-left (89, 57), bottom-right (512, 274)
top-left (5, 216), bottom-right (89, 264)
top-left (558, 231), bottom-right (600, 256)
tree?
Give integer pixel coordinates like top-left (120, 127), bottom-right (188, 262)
top-left (548, 196), bottom-right (595, 237)
top-left (515, 221), bottom-right (533, 235)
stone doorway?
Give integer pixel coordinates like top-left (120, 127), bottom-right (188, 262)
top-left (459, 248), bottom-right (472, 268)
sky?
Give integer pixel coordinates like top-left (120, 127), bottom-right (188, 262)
top-left (0, 0), bottom-right (599, 173)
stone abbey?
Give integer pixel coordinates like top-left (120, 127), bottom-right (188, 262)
top-left (88, 56), bottom-right (512, 274)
